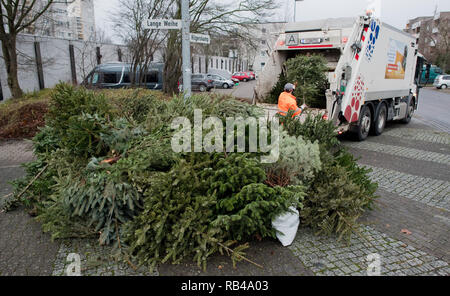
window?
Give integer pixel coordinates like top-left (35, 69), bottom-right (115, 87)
top-left (145, 71), bottom-right (159, 83)
top-left (262, 28), bottom-right (267, 33)
top-left (103, 73), bottom-right (119, 84)
top-left (261, 51), bottom-right (266, 57)
top-left (92, 73), bottom-right (99, 84)
top-left (261, 62), bottom-right (266, 68)
top-left (123, 74), bottom-right (131, 83)
top-left (261, 40), bottom-right (266, 45)
top-left (443, 76), bottom-right (450, 80)
top-left (216, 59), bottom-right (218, 69)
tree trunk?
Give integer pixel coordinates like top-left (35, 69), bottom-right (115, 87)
top-left (162, 2), bottom-right (182, 95)
top-left (1, 35), bottom-right (23, 99)
top-left (163, 30), bottom-right (182, 94)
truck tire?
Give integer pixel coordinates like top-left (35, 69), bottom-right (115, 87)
top-left (402, 98), bottom-right (415, 124)
top-left (372, 103), bottom-right (387, 136)
top-left (356, 105), bottom-right (372, 141)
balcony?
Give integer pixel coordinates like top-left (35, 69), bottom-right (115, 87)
top-left (432, 27), bottom-right (439, 34)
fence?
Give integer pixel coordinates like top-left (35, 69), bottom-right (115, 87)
top-left (0, 34), bottom-right (130, 101)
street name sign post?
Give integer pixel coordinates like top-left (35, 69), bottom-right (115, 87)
top-left (190, 33), bottom-right (210, 44)
top-left (181, 0), bottom-right (191, 100)
top-left (145, 19), bottom-right (182, 30)
top-left (144, 1), bottom-right (192, 101)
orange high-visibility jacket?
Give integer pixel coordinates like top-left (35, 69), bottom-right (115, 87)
top-left (278, 92), bottom-right (302, 117)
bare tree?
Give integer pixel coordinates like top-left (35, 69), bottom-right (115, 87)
top-left (0, 0), bottom-right (55, 98)
top-left (162, 0), bottom-right (276, 94)
top-left (430, 19), bottom-right (450, 72)
top-left (113, 0), bottom-right (174, 87)
top-left (75, 28), bottom-right (113, 82)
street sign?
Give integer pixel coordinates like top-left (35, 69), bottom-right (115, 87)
top-left (145, 19), bottom-right (182, 30)
top-left (190, 33), bottom-right (210, 44)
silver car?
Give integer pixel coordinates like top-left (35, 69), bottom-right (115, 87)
top-left (433, 75), bottom-right (450, 89)
top-left (207, 74), bottom-right (235, 89)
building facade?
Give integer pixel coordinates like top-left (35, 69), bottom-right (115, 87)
top-left (405, 11), bottom-right (450, 70)
top-left (249, 22), bottom-right (286, 77)
top-left (25, 0), bottom-right (96, 41)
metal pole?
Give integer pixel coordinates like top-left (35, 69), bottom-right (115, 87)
top-left (182, 0), bottom-right (191, 100)
top-left (294, 1), bottom-right (296, 22)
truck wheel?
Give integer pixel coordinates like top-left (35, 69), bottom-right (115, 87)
top-left (402, 99), bottom-right (415, 124)
top-left (372, 103), bottom-right (387, 136)
top-left (356, 105), bottom-right (372, 141)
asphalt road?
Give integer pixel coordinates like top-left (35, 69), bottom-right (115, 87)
top-left (416, 88), bottom-right (450, 134)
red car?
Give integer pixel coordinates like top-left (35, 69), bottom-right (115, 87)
top-left (232, 72), bottom-right (251, 82)
top-left (246, 71), bottom-right (256, 80)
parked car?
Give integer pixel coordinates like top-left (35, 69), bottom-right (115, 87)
top-left (232, 72), bottom-right (251, 82)
top-left (179, 74), bottom-right (214, 92)
top-left (206, 74), bottom-right (235, 89)
top-left (82, 62), bottom-right (164, 90)
top-left (433, 75), bottom-right (450, 89)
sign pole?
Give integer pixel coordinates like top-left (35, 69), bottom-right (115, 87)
top-left (181, 0), bottom-right (191, 101)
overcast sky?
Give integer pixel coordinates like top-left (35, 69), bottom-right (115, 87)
top-left (94, 0), bottom-right (450, 42)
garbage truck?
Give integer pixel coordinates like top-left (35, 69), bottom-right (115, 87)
top-left (255, 14), bottom-right (427, 141)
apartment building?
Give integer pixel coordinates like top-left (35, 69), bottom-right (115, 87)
top-left (25, 0), bottom-right (96, 41)
top-left (405, 11), bottom-right (450, 66)
top-left (248, 22), bottom-right (286, 76)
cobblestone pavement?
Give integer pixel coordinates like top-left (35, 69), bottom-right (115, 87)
top-left (289, 226), bottom-right (449, 276)
top-left (364, 165), bottom-right (449, 210)
top-left (52, 239), bottom-right (157, 276)
top-left (1, 116), bottom-right (449, 276)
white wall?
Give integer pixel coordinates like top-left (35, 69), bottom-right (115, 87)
top-left (0, 34), bottom-right (129, 101)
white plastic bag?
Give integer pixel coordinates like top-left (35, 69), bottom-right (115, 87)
top-left (271, 206), bottom-right (300, 247)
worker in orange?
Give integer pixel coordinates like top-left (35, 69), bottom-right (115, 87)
top-left (278, 83), bottom-right (307, 118)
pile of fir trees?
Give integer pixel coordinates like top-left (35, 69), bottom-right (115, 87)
top-left (5, 83), bottom-right (377, 270)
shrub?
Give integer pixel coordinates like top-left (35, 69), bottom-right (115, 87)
top-left (265, 130), bottom-right (322, 187)
top-left (301, 153), bottom-right (378, 242)
top-left (55, 157), bottom-right (144, 245)
top-left (279, 111), bottom-right (341, 164)
top-left (284, 54), bottom-right (328, 108)
top-left (122, 155), bottom-right (220, 270)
